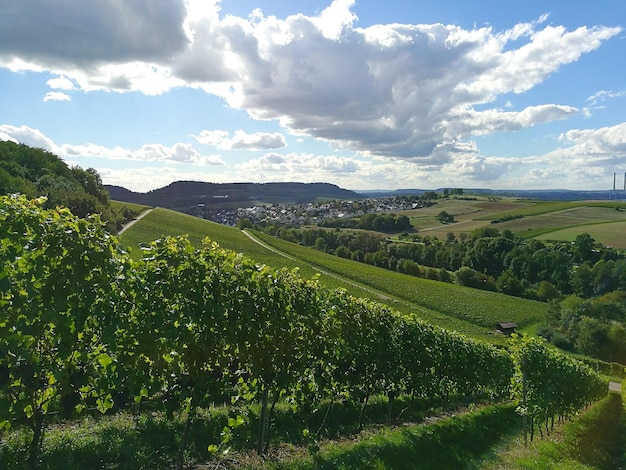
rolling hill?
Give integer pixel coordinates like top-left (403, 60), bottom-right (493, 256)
top-left (105, 181), bottom-right (360, 211)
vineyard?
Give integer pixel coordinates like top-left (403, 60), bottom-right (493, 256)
top-left (0, 195), bottom-right (609, 468)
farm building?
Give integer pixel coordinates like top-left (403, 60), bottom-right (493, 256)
top-left (496, 322), bottom-right (517, 335)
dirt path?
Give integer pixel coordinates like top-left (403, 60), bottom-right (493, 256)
top-left (118, 208), bottom-right (153, 235)
top-left (609, 381), bottom-right (622, 393)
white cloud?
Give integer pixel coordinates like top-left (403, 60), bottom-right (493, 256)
top-left (559, 122), bottom-right (626, 158)
top-left (0, 2), bottom-right (620, 165)
top-left (194, 130), bottom-right (230, 147)
top-left (46, 75), bottom-right (74, 90)
top-left (0, 0), bottom-right (189, 67)
top-left (0, 124), bottom-right (59, 152)
top-left (194, 129), bottom-right (286, 150)
top-left (312, 0), bottom-right (358, 40)
top-left (2, 122), bottom-right (626, 191)
top-left (587, 89), bottom-right (626, 106)
top-left (0, 125), bottom-right (225, 167)
top-left (97, 165), bottom-right (231, 193)
top-left (43, 91), bottom-right (71, 102)
top-left (445, 104), bottom-right (579, 137)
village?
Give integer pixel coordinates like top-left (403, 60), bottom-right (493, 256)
top-left (186, 196), bottom-right (435, 227)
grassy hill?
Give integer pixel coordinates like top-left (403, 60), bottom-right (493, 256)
top-left (118, 205), bottom-right (547, 343)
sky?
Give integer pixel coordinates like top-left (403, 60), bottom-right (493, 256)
top-left (1, 0), bottom-right (625, 193)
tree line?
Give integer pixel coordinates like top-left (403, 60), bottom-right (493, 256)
top-left (270, 225), bottom-right (626, 299)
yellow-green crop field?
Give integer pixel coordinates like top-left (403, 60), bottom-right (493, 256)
top-left (118, 207), bottom-right (386, 301)
top-left (405, 197), bottom-right (626, 248)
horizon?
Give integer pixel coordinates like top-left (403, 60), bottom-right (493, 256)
top-left (1, 1), bottom-right (625, 192)
top-left (105, 179), bottom-right (626, 196)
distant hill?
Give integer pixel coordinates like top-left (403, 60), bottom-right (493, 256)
top-left (357, 188), bottom-right (626, 201)
top-left (105, 181), bottom-right (360, 210)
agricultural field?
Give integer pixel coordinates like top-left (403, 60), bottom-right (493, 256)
top-left (404, 197), bottom-right (626, 247)
top-left (119, 207), bottom-right (303, 269)
top-left (536, 219), bottom-right (626, 248)
top-left (251, 231), bottom-right (546, 333)
top-left (2, 195), bottom-right (620, 469)
top-left (109, 200), bottom-right (151, 214)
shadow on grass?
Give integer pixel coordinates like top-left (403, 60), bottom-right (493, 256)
top-left (566, 393), bottom-right (625, 470)
top-left (273, 404), bottom-right (521, 470)
top-left (0, 394), bottom-right (509, 469)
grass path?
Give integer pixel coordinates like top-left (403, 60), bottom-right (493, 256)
top-left (117, 207), bottom-right (153, 235)
top-left (242, 229), bottom-right (392, 301)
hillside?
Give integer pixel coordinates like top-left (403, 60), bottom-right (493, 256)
top-left (0, 141), bottom-right (133, 232)
top-left (105, 181), bottom-right (360, 210)
top-left (118, 206), bottom-right (547, 342)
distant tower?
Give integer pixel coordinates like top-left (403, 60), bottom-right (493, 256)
top-left (614, 172), bottom-right (616, 191)
top-left (624, 172), bottom-right (625, 191)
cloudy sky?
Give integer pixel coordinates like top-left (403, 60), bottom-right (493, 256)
top-left (1, 0), bottom-right (625, 192)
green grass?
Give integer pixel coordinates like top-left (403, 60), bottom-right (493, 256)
top-left (411, 199), bottom-right (626, 245)
top-left (265, 404), bottom-right (520, 470)
top-left (117, 208), bottom-right (545, 342)
top-left (117, 208), bottom-right (403, 302)
top-left (118, 207), bottom-right (309, 271)
top-left (482, 392), bottom-right (625, 469)
top-left (536, 220), bottom-right (626, 249)
top-left (109, 200), bottom-right (151, 213)
top-left (0, 402), bottom-right (519, 469)
top-left (475, 201), bottom-right (626, 219)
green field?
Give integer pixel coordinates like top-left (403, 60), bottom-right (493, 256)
top-left (119, 207), bottom-right (310, 272)
top-left (251, 230), bottom-right (546, 331)
top-left (109, 200), bottom-right (151, 214)
top-left (536, 219), bottom-right (626, 248)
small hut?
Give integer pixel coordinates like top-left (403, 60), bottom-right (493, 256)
top-left (496, 322), bottom-right (517, 335)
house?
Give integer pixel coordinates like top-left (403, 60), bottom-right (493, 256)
top-left (496, 322), bottom-right (517, 335)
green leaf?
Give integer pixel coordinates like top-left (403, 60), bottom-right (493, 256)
top-left (97, 353), bottom-right (113, 368)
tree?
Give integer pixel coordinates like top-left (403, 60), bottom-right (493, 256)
top-left (576, 317), bottom-right (608, 357)
top-left (436, 211), bottom-right (454, 224)
top-left (236, 217), bottom-right (255, 230)
top-left (572, 233), bottom-right (596, 263)
top-left (465, 237), bottom-right (514, 278)
top-left (315, 237), bottom-right (328, 252)
top-left (496, 270), bottom-right (524, 297)
top-left (536, 281), bottom-right (560, 302)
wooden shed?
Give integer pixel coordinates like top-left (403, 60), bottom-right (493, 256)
top-left (496, 322), bottom-right (518, 335)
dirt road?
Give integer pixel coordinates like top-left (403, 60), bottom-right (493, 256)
top-left (118, 208), bottom-right (153, 235)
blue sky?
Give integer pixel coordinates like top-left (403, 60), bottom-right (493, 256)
top-left (1, 0), bottom-right (625, 192)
